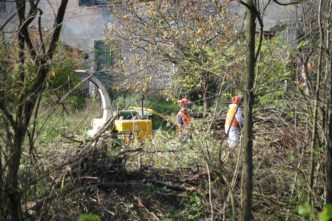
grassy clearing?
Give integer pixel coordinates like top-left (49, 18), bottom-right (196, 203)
top-left (33, 98), bottom-right (101, 149)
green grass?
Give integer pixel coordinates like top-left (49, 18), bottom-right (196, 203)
top-left (34, 98), bottom-right (100, 149)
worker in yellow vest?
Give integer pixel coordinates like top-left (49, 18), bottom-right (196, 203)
top-left (225, 96), bottom-right (244, 148)
top-left (177, 98), bottom-right (191, 128)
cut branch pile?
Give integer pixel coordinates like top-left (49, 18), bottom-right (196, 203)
top-left (26, 141), bottom-right (204, 220)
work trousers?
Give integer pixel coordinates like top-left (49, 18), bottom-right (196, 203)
top-left (227, 126), bottom-right (240, 148)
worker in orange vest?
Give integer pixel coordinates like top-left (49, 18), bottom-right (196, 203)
top-left (225, 96), bottom-right (244, 148)
top-left (177, 98), bottom-right (191, 128)
top-left (300, 61), bottom-right (313, 95)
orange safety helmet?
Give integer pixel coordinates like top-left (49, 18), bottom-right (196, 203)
top-left (231, 96), bottom-right (241, 104)
top-left (178, 98), bottom-right (189, 106)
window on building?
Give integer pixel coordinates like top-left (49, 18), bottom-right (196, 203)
top-left (79, 0), bottom-right (107, 6)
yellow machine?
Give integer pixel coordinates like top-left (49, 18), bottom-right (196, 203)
top-left (113, 107), bottom-right (177, 144)
top-left (114, 119), bottom-right (152, 143)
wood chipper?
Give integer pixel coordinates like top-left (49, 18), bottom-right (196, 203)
top-left (113, 109), bottom-right (153, 143)
top-left (75, 70), bottom-right (177, 143)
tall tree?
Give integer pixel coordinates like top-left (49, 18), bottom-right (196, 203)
top-left (327, 66), bottom-right (332, 204)
top-left (309, 0), bottom-right (323, 204)
top-left (240, 0), bottom-right (257, 220)
top-left (0, 0), bottom-right (68, 220)
top-left (327, 5), bottom-right (332, 204)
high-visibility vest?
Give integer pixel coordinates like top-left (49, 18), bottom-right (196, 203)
top-left (177, 111), bottom-right (191, 126)
top-left (225, 104), bottom-right (239, 129)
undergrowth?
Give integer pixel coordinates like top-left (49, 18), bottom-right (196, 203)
top-left (19, 94), bottom-right (324, 220)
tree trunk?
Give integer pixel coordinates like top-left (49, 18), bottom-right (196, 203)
top-left (6, 129), bottom-right (25, 221)
top-left (4, 1), bottom-right (28, 219)
top-left (309, 0), bottom-right (323, 204)
top-left (327, 75), bottom-right (332, 204)
top-left (241, 0), bottom-right (256, 220)
top-left (202, 72), bottom-right (209, 116)
top-left (203, 88), bottom-right (208, 116)
top-left (327, 8), bottom-right (332, 204)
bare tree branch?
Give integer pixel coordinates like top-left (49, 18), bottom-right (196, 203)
top-left (240, 0), bottom-right (264, 62)
top-left (38, 8), bottom-right (46, 54)
top-left (47, 0), bottom-right (68, 59)
top-left (0, 103), bottom-right (16, 130)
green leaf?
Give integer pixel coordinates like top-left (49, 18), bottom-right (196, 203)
top-left (296, 39), bottom-right (311, 49)
top-left (320, 205), bottom-right (332, 221)
top-left (298, 203), bottom-right (312, 219)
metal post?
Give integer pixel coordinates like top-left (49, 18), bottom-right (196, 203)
top-left (141, 94), bottom-right (145, 117)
